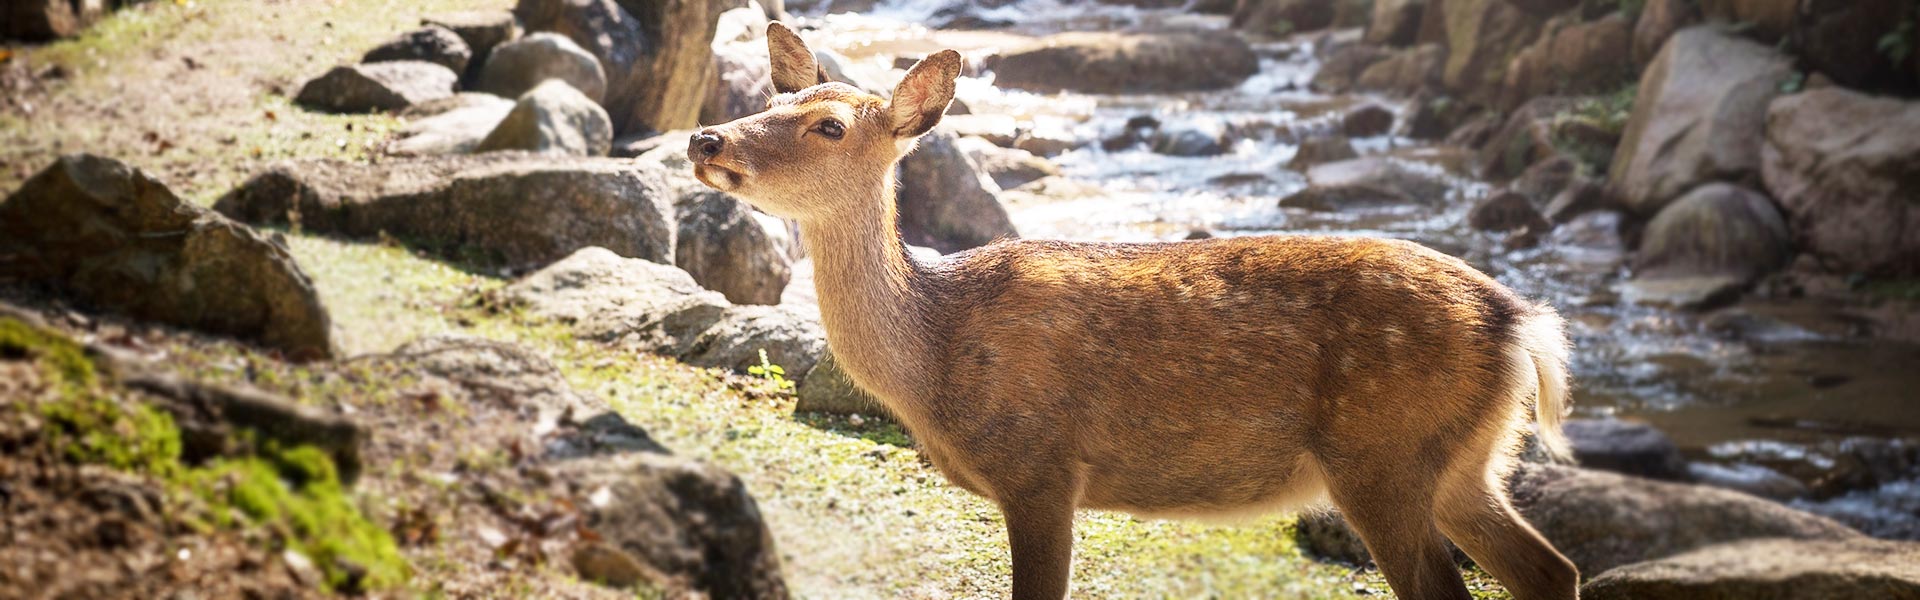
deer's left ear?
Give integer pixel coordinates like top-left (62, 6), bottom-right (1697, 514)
top-left (889, 50), bottom-right (961, 139)
top-left (768, 23), bottom-right (821, 94)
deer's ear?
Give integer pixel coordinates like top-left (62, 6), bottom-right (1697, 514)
top-left (768, 23), bottom-right (820, 94)
top-left (889, 50), bottom-right (961, 139)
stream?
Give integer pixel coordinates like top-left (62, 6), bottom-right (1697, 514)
top-left (787, 1), bottom-right (1920, 539)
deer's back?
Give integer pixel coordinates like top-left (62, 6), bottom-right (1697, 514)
top-left (915, 235), bottom-right (1534, 512)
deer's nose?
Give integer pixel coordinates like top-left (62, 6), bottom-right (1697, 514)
top-left (690, 131), bottom-right (724, 160)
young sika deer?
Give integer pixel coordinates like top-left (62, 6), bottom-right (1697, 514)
top-left (690, 24), bottom-right (1580, 600)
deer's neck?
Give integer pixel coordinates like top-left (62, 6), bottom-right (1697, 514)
top-left (799, 172), bottom-right (941, 406)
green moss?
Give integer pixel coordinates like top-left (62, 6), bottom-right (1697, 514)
top-left (184, 445), bottom-right (409, 592)
top-left (0, 318), bottom-right (97, 389)
top-left (3, 318), bottom-right (183, 474)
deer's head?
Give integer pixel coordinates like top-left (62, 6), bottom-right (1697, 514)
top-left (689, 23), bottom-right (961, 220)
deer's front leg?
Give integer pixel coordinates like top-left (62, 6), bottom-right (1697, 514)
top-left (1001, 496), bottom-right (1075, 600)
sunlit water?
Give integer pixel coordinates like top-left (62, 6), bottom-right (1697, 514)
top-left (793, 1), bottom-right (1920, 538)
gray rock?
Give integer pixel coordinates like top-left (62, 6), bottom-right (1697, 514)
top-left (897, 130), bottom-right (1019, 254)
top-left (795, 352), bottom-right (886, 416)
top-left (981, 31), bottom-right (1260, 94)
top-left (0, 155), bottom-right (335, 360)
top-left (1149, 119), bottom-right (1229, 157)
top-left (1355, 44), bottom-right (1444, 94)
top-left (423, 10), bottom-right (520, 84)
top-left (553, 451), bottom-right (788, 598)
top-left (1610, 27), bottom-right (1793, 216)
top-left (1509, 463), bottom-right (1863, 575)
top-left (955, 137), bottom-right (1059, 190)
top-left (1467, 190), bottom-right (1549, 233)
top-left (213, 154), bottom-right (674, 271)
top-left (1278, 184), bottom-right (1417, 211)
top-left (1763, 87), bottom-right (1920, 277)
top-left (515, 0), bottom-right (730, 135)
top-left (126, 372), bottom-right (363, 483)
top-left (1365, 0), bottom-right (1426, 46)
top-left (1341, 103), bottom-right (1395, 137)
top-left (1306, 157), bottom-right (1451, 203)
top-left (1288, 136), bottom-right (1359, 170)
top-left (499, 248), bottom-right (823, 377)
top-left (1562, 419), bottom-right (1689, 481)
top-left (477, 79), bottom-right (613, 156)
top-left (296, 61), bottom-right (458, 113)
top-left (1582, 538), bottom-right (1920, 600)
top-left (704, 41), bottom-right (774, 126)
top-left (1626, 183), bottom-right (1790, 309)
top-left (387, 94), bottom-right (515, 156)
top-left (363, 26), bottom-right (472, 75)
top-left (1688, 462), bottom-right (1808, 501)
top-left (480, 32), bottom-right (607, 103)
top-left (1310, 42), bottom-right (1390, 93)
top-left (674, 190), bottom-right (792, 306)
top-left (392, 334), bottom-right (597, 416)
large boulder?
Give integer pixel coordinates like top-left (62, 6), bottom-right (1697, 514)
top-left (1609, 26), bottom-right (1793, 216)
top-left (498, 247), bottom-right (824, 376)
top-left (1438, 0), bottom-right (1548, 103)
top-left (1510, 464), bottom-right (1863, 575)
top-left (295, 61), bottom-right (458, 113)
top-left (480, 32), bottom-right (608, 103)
top-left (477, 79), bottom-right (614, 157)
top-left (1365, 0), bottom-right (1428, 46)
top-left (704, 41), bottom-right (774, 126)
top-left (1307, 156), bottom-right (1452, 203)
top-left (385, 94), bottom-right (516, 156)
top-left (362, 26), bottom-right (472, 75)
top-left (422, 10), bottom-right (520, 84)
top-left (553, 452), bottom-right (788, 598)
top-left (1582, 538), bottom-right (1920, 600)
top-left (674, 190), bottom-right (792, 306)
top-left (1354, 43), bottom-right (1444, 94)
top-left (516, 0), bottom-right (730, 135)
top-left (1500, 14), bottom-right (1634, 110)
top-left (213, 155), bottom-right (674, 270)
top-left (980, 32), bottom-right (1259, 94)
top-left (897, 130), bottom-right (1019, 254)
top-left (1762, 87), bottom-right (1920, 277)
top-left (1562, 419), bottom-right (1689, 481)
top-left (1311, 42), bottom-right (1391, 93)
top-left (1626, 183), bottom-right (1791, 308)
top-left (0, 155), bottom-right (334, 360)
top-left (1632, 0), bottom-right (1699, 67)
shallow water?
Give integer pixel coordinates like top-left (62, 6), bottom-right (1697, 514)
top-left (796, 2), bottom-right (1920, 538)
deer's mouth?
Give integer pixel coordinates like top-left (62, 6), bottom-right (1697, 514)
top-left (693, 163), bottom-right (745, 191)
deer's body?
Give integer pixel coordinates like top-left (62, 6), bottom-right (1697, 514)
top-left (693, 24), bottom-right (1580, 599)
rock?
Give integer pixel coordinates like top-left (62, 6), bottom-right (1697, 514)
top-left (393, 335), bottom-right (598, 417)
top-left (3, 0), bottom-right (106, 41)
top-left (1562, 419), bottom-right (1689, 481)
top-left (553, 452), bottom-right (788, 598)
top-left (1467, 190), bottom-right (1549, 233)
top-left (1013, 126), bottom-right (1080, 157)
top-left (213, 155), bottom-right (674, 271)
top-left (1353, 43), bottom-right (1443, 94)
top-left (1149, 119), bottom-right (1229, 157)
top-left (1340, 103), bottom-right (1394, 137)
top-left (1307, 157), bottom-right (1451, 203)
top-left (1501, 14), bottom-right (1633, 110)
top-left (704, 42), bottom-right (774, 125)
top-left (1233, 0), bottom-right (1338, 35)
top-left (795, 352), bottom-right (886, 416)
top-left (1294, 511), bottom-right (1376, 564)
top-left (363, 26), bottom-right (472, 76)
top-left (1310, 43), bottom-right (1389, 93)
top-left (1438, 0), bottom-right (1548, 103)
top-left (1581, 538), bottom-right (1920, 600)
top-left (1762, 87), bottom-right (1920, 277)
top-left (1278, 184), bottom-right (1418, 211)
top-left (981, 32), bottom-right (1259, 94)
top-left (1687, 462), bottom-right (1809, 501)
top-left (897, 130), bottom-right (1019, 254)
top-left (1509, 463), bottom-right (1863, 575)
top-left (499, 247), bottom-right (824, 376)
top-left (1443, 110), bottom-right (1503, 149)
top-left (1402, 91), bottom-right (1476, 140)
top-left (956, 137), bottom-right (1059, 190)
top-left (1477, 96), bottom-right (1579, 181)
top-left (1512, 154), bottom-right (1578, 205)
top-left (1544, 178), bottom-right (1611, 224)
top-left (125, 372), bottom-right (364, 483)
top-left (1365, 0), bottom-right (1427, 46)
top-left (674, 190), bottom-right (791, 305)
top-left (1632, 0), bottom-right (1699, 67)
top-left (295, 61), bottom-right (458, 113)
top-left (516, 0), bottom-right (730, 135)
top-left (386, 94), bottom-right (516, 156)
top-left (0, 155), bottom-right (335, 360)
top-left (1792, 0), bottom-right (1920, 95)
top-left (610, 129), bottom-right (685, 159)
top-left (1696, 0), bottom-right (1800, 41)
top-left (480, 32), bottom-right (608, 103)
top-left (1627, 183), bottom-right (1791, 308)
top-left (1610, 26), bottom-right (1793, 216)
top-left (477, 79), bottom-right (614, 156)
top-left (1287, 136), bottom-right (1359, 170)
top-left (423, 10), bottom-right (519, 84)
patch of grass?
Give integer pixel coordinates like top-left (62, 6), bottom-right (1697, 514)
top-left (4, 318), bottom-right (183, 474)
top-left (183, 445), bottom-right (410, 591)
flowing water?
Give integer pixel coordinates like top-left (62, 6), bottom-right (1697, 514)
top-left (789, 2), bottom-right (1920, 538)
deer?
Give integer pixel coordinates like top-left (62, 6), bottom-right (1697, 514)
top-left (686, 22), bottom-right (1580, 600)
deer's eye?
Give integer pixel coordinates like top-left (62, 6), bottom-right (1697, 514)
top-left (813, 119), bottom-right (845, 140)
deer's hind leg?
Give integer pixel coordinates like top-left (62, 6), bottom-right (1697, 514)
top-left (1321, 456), bottom-right (1473, 600)
top-left (1433, 444), bottom-right (1578, 600)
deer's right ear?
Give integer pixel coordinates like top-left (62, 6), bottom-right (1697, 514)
top-left (768, 23), bottom-right (821, 94)
top-left (889, 50), bottom-right (962, 139)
